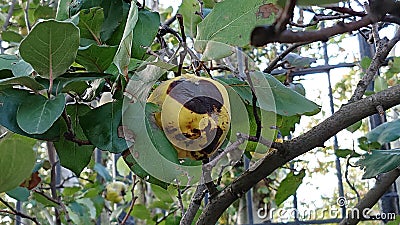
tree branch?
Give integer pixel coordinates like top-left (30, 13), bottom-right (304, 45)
top-left (264, 41), bottom-right (313, 73)
top-left (47, 142), bottom-right (61, 225)
top-left (251, 14), bottom-right (376, 46)
top-left (196, 84), bottom-right (400, 224)
top-left (0, 197), bottom-right (40, 225)
top-left (349, 29), bottom-right (400, 102)
top-left (180, 184), bottom-right (207, 225)
top-left (2, 0), bottom-right (16, 31)
top-left (339, 169), bottom-right (400, 225)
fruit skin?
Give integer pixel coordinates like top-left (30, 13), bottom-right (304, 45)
top-left (148, 74), bottom-right (231, 160)
top-left (105, 181), bottom-right (127, 204)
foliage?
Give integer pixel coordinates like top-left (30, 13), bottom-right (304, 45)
top-left (0, 0), bottom-right (399, 224)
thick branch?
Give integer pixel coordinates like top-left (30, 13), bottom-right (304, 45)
top-left (196, 84), bottom-right (400, 224)
top-left (339, 169), bottom-right (400, 225)
top-left (251, 14), bottom-right (376, 46)
top-left (180, 184), bottom-right (207, 225)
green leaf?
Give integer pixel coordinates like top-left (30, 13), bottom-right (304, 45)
top-left (360, 56), bottom-right (372, 70)
top-left (19, 20), bottom-right (80, 79)
top-left (386, 216), bottom-right (400, 225)
top-left (203, 0), bottom-right (215, 8)
top-left (1, 31), bottom-right (23, 43)
top-left (70, 0), bottom-right (103, 15)
top-left (0, 134), bottom-right (36, 193)
top-left (36, 72), bottom-right (109, 95)
top-left (358, 149), bottom-right (400, 179)
top-left (94, 163), bottom-right (112, 181)
top-left (358, 136), bottom-right (381, 151)
top-left (76, 44), bottom-right (118, 72)
top-left (144, 103), bottom-right (179, 163)
top-left (346, 120), bottom-right (362, 133)
top-left (122, 101), bottom-right (201, 188)
top-left (283, 53), bottom-right (316, 68)
top-left (216, 73), bottom-right (321, 116)
top-left (0, 54), bottom-right (19, 71)
top-left (388, 57), bottom-right (400, 74)
top-left (131, 10), bottom-right (160, 60)
top-left (275, 169), bottom-right (306, 206)
top-left (0, 76), bottom-right (45, 91)
top-left (56, 0), bottom-right (70, 20)
top-left (0, 88), bottom-right (60, 141)
top-left (116, 156), bottom-right (131, 177)
top-left (365, 119), bottom-right (400, 145)
top-left (374, 76), bottom-right (388, 92)
top-left (34, 5), bottom-right (56, 20)
top-left (6, 187), bottom-right (30, 202)
top-left (131, 204), bottom-right (151, 220)
top-left (150, 200), bottom-right (169, 210)
top-left (122, 151), bottom-right (169, 189)
top-left (165, 215), bottom-right (182, 225)
top-left (255, 72), bottom-right (321, 116)
top-left (113, 3), bottom-right (138, 75)
top-left (78, 7), bottom-right (104, 45)
top-left (11, 60), bottom-right (34, 77)
top-left (279, 115), bottom-right (301, 136)
top-left (33, 191), bottom-right (59, 207)
top-left (244, 104), bottom-right (277, 152)
top-left (124, 63), bottom-right (166, 102)
top-left (17, 94), bottom-right (66, 134)
top-left (178, 0), bottom-right (202, 38)
top-left (66, 201), bottom-right (92, 224)
top-left (80, 101), bottom-right (129, 153)
top-left (54, 104), bottom-right (94, 175)
top-left (91, 195), bottom-right (105, 218)
top-left (199, 41), bottom-right (235, 61)
top-left (62, 187), bottom-right (81, 197)
top-left (335, 149), bottom-right (360, 158)
top-left (76, 198), bottom-right (96, 219)
top-left (151, 184), bottom-right (174, 203)
top-left (100, 0), bottom-right (125, 42)
top-left (195, 0), bottom-right (276, 59)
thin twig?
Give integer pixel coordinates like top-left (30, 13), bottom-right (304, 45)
top-left (156, 208), bottom-right (179, 225)
top-left (244, 58), bottom-right (262, 140)
top-left (23, 0), bottom-right (31, 31)
top-left (274, 0), bottom-right (297, 33)
top-left (176, 14), bottom-right (187, 76)
top-left (349, 29), bottom-right (400, 102)
top-left (33, 190), bottom-right (61, 205)
top-left (264, 41), bottom-right (312, 73)
top-left (121, 175), bottom-right (138, 225)
top-left (61, 110), bottom-right (92, 145)
top-left (204, 133), bottom-right (247, 170)
top-left (2, 0), bottom-right (17, 31)
top-left (345, 156), bottom-right (361, 201)
top-left (176, 180), bottom-right (185, 218)
top-left (47, 142), bottom-right (61, 225)
top-left (196, 0), bottom-right (205, 19)
top-left (0, 197), bottom-right (40, 225)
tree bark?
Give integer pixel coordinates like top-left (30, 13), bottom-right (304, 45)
top-left (196, 84), bottom-right (400, 224)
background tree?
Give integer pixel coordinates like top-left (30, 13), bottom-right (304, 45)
top-left (0, 0), bottom-right (400, 225)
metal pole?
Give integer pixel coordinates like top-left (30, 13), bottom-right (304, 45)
top-left (321, 23), bottom-right (346, 218)
top-left (244, 155), bottom-right (254, 224)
